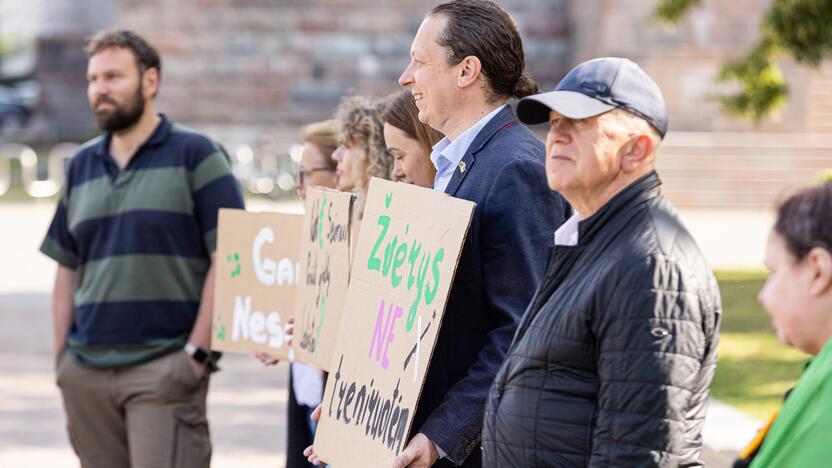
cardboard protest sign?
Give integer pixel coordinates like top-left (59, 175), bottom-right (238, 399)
top-left (313, 178), bottom-right (475, 467)
top-left (212, 209), bottom-right (303, 358)
top-left (292, 187), bottom-right (356, 370)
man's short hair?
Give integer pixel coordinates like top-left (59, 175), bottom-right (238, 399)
top-left (604, 109), bottom-right (662, 162)
top-left (430, 0), bottom-right (538, 102)
top-left (608, 109), bottom-right (662, 144)
top-left (84, 29), bottom-right (161, 77)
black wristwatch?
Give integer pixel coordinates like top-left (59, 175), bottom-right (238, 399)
top-left (184, 342), bottom-right (220, 372)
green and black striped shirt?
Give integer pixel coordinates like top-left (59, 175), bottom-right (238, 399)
top-left (41, 115), bottom-right (245, 368)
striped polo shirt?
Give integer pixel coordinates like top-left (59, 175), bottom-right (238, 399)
top-left (40, 115), bottom-right (245, 368)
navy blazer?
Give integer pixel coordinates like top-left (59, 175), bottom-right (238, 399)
top-left (414, 106), bottom-right (569, 467)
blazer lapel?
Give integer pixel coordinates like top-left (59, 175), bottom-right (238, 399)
top-left (444, 152), bottom-right (476, 197)
top-left (444, 106), bottom-right (517, 196)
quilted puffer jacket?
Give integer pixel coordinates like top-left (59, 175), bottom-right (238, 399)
top-left (482, 172), bottom-right (721, 467)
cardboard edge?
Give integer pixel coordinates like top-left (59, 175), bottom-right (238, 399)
top-left (291, 188), bottom-right (357, 371)
top-left (393, 198), bottom-right (477, 457)
top-left (211, 209), bottom-right (302, 357)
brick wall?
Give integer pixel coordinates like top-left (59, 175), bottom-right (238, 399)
top-left (657, 132), bottom-right (832, 208)
top-left (33, 0), bottom-right (117, 140)
top-left (30, 0), bottom-right (830, 207)
top-left (115, 0), bottom-right (569, 149)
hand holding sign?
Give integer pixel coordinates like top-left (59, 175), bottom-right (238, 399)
top-left (254, 318), bottom-right (294, 366)
top-left (303, 404), bottom-right (325, 465)
top-left (392, 433), bottom-right (439, 468)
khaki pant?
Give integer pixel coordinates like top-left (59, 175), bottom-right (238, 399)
top-left (56, 349), bottom-right (211, 468)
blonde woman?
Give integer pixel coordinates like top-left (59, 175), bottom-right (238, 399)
top-left (257, 120), bottom-right (339, 468)
top-left (290, 120), bottom-right (339, 468)
top-left (296, 119), bottom-right (338, 199)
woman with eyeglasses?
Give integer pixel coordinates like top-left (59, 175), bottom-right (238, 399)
top-left (270, 98), bottom-right (392, 468)
top-left (383, 90), bottom-right (443, 188)
top-left (735, 181), bottom-right (832, 467)
top-left (260, 119), bottom-right (340, 468)
top-left (296, 119), bottom-right (338, 199)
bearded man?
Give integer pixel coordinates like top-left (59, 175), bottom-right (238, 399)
top-left (40, 29), bottom-right (244, 468)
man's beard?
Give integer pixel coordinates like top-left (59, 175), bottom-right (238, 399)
top-left (93, 83), bottom-right (145, 133)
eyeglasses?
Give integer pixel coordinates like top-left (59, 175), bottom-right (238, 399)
top-left (297, 166), bottom-right (334, 184)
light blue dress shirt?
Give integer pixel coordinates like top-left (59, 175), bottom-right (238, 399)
top-left (430, 105), bottom-right (507, 192)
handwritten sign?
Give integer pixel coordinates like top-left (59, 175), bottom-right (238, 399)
top-left (313, 178), bottom-right (475, 467)
top-left (212, 209), bottom-right (303, 358)
top-left (292, 187), bottom-right (355, 370)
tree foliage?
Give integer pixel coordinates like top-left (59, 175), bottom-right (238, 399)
top-left (654, 0), bottom-right (702, 23)
top-left (655, 0), bottom-right (832, 122)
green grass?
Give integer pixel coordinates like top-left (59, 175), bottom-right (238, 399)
top-left (711, 270), bottom-right (808, 420)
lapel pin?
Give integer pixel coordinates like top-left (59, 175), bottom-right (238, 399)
top-left (458, 161), bottom-right (467, 173)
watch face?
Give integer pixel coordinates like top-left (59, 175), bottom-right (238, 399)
top-left (191, 347), bottom-right (209, 363)
top-left (188, 346), bottom-right (208, 364)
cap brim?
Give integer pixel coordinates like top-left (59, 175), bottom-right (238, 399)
top-left (516, 90), bottom-right (616, 125)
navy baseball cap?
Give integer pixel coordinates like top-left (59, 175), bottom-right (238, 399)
top-left (516, 57), bottom-right (668, 137)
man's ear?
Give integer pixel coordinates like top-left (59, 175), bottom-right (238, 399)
top-left (807, 247), bottom-right (832, 297)
top-left (620, 134), bottom-right (654, 173)
top-left (142, 67), bottom-right (160, 99)
top-left (457, 55), bottom-right (482, 89)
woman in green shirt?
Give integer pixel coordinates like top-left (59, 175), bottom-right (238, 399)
top-left (751, 181), bottom-right (832, 467)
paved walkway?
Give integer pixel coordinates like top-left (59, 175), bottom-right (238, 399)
top-left (0, 293), bottom-right (288, 468)
top-left (1, 200), bottom-right (296, 467)
top-left (0, 201), bottom-right (768, 466)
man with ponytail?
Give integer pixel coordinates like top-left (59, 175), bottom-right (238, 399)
top-left (392, 1), bottom-right (569, 466)
top-left (305, 2), bottom-right (566, 465)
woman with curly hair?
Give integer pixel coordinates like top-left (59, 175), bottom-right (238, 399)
top-left (333, 95), bottom-right (394, 218)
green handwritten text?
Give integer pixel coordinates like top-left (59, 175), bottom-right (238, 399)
top-left (367, 193), bottom-right (444, 331)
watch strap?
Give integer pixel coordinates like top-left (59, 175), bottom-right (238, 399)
top-left (184, 342), bottom-right (209, 364)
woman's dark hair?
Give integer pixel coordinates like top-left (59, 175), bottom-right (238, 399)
top-left (383, 90), bottom-right (443, 150)
top-left (430, 0), bottom-right (538, 102)
top-left (775, 181), bottom-right (832, 260)
top-left (84, 29), bottom-right (161, 77)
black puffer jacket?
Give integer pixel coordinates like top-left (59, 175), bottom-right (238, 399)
top-left (482, 172), bottom-right (721, 467)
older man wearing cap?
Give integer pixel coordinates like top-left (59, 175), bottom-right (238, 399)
top-left (481, 57), bottom-right (722, 467)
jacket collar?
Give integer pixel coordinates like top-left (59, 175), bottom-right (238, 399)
top-left (444, 105), bottom-right (517, 196)
top-left (577, 170), bottom-right (662, 244)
